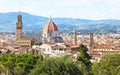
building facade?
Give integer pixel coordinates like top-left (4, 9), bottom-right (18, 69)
top-left (15, 13), bottom-right (31, 47)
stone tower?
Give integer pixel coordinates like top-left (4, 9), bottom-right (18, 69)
top-left (16, 14), bottom-right (23, 40)
top-left (73, 29), bottom-right (77, 45)
top-left (89, 33), bottom-right (94, 50)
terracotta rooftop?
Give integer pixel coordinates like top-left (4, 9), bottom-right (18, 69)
top-left (46, 42), bottom-right (55, 46)
top-left (43, 17), bottom-right (58, 33)
top-left (51, 45), bottom-right (66, 49)
top-left (89, 51), bottom-right (100, 55)
top-left (94, 44), bottom-right (112, 49)
top-left (71, 45), bottom-right (79, 48)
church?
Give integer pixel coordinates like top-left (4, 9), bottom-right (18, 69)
top-left (32, 17), bottom-right (71, 56)
top-left (42, 17), bottom-right (64, 44)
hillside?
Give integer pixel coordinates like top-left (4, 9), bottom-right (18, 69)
top-left (0, 12), bottom-right (120, 34)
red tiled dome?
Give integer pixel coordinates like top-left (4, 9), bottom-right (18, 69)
top-left (43, 18), bottom-right (58, 33)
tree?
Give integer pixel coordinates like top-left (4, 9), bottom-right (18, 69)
top-left (14, 54), bottom-right (41, 75)
top-left (0, 53), bottom-right (41, 75)
top-left (0, 53), bottom-right (15, 75)
top-left (77, 44), bottom-right (91, 75)
top-left (29, 56), bottom-right (82, 75)
top-left (92, 54), bottom-right (120, 75)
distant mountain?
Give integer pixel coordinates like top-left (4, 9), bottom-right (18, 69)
top-left (0, 12), bottom-right (48, 33)
top-left (0, 12), bottom-right (120, 34)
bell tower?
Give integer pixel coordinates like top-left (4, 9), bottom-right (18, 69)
top-left (89, 33), bottom-right (94, 50)
top-left (16, 13), bottom-right (23, 40)
top-left (73, 29), bottom-right (77, 45)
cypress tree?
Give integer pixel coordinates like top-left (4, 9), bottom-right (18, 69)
top-left (77, 44), bottom-right (91, 75)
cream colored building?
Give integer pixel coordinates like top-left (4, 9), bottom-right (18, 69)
top-left (33, 43), bottom-right (71, 56)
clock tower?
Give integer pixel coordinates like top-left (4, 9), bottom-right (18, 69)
top-left (16, 14), bottom-right (22, 39)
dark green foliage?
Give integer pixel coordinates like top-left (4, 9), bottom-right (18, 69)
top-left (77, 44), bottom-right (91, 75)
top-left (0, 53), bottom-right (41, 75)
top-left (29, 56), bottom-right (82, 75)
top-left (1, 52), bottom-right (120, 75)
top-left (92, 54), bottom-right (120, 75)
top-left (77, 44), bottom-right (91, 66)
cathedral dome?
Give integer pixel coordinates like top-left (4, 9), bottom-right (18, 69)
top-left (43, 17), bottom-right (58, 33)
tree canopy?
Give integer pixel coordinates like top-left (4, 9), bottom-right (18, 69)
top-left (0, 53), bottom-right (41, 75)
top-left (92, 54), bottom-right (120, 75)
top-left (0, 49), bottom-right (120, 75)
top-left (29, 56), bottom-right (82, 75)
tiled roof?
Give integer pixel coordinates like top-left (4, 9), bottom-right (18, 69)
top-left (94, 44), bottom-right (112, 49)
top-left (71, 45), bottom-right (79, 48)
top-left (51, 44), bottom-right (66, 49)
top-left (43, 17), bottom-right (58, 33)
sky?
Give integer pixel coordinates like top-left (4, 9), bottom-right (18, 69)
top-left (0, 0), bottom-right (120, 20)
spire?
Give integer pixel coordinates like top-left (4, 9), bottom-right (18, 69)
top-left (73, 28), bottom-right (76, 37)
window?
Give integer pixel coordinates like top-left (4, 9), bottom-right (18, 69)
top-left (49, 33), bottom-right (52, 36)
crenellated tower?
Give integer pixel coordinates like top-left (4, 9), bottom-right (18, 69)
top-left (16, 13), bottom-right (23, 40)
